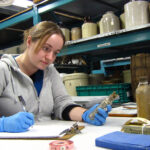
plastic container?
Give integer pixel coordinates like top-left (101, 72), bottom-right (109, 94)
top-left (76, 83), bottom-right (131, 103)
top-left (63, 73), bottom-right (89, 96)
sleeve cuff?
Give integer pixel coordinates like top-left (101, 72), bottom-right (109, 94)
top-left (62, 104), bottom-right (82, 120)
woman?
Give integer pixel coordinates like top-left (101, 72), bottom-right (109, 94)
top-left (0, 21), bottom-right (111, 133)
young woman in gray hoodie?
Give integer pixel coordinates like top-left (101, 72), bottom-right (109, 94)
top-left (0, 21), bottom-right (111, 133)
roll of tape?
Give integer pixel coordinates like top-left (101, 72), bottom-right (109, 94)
top-left (49, 140), bottom-right (74, 150)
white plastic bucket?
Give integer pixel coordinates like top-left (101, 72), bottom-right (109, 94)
top-left (63, 73), bottom-right (89, 96)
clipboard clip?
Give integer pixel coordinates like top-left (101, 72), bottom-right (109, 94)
top-left (59, 122), bottom-right (81, 137)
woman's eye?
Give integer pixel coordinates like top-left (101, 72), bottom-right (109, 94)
top-left (42, 46), bottom-right (50, 52)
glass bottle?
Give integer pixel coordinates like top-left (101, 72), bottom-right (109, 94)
top-left (136, 76), bottom-right (150, 120)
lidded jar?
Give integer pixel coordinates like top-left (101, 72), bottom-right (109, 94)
top-left (99, 11), bottom-right (120, 34)
top-left (136, 76), bottom-right (150, 120)
top-left (124, 0), bottom-right (149, 29)
top-left (71, 27), bottom-right (81, 41)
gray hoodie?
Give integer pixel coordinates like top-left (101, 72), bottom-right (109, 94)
top-left (0, 54), bottom-right (76, 121)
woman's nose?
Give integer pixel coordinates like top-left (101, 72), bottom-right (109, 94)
top-left (45, 52), bottom-right (54, 60)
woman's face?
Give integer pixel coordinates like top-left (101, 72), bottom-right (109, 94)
top-left (27, 33), bottom-right (64, 70)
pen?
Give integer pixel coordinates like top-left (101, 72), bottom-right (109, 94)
top-left (18, 96), bottom-right (33, 128)
top-left (18, 96), bottom-right (27, 112)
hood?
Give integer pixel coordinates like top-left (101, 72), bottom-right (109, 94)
top-left (1, 54), bottom-right (19, 70)
top-left (1, 54), bottom-right (54, 72)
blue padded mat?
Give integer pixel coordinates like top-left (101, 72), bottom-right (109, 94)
top-left (95, 131), bottom-right (150, 150)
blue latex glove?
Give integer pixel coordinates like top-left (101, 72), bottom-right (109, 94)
top-left (82, 104), bottom-right (111, 126)
top-left (0, 112), bottom-right (34, 133)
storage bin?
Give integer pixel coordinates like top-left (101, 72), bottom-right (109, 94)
top-left (76, 83), bottom-right (132, 103)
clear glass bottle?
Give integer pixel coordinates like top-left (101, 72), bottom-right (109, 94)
top-left (136, 76), bottom-right (150, 120)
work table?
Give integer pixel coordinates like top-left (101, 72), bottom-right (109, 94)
top-left (0, 117), bottom-right (132, 150)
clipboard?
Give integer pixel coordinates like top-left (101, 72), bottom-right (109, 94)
top-left (54, 125), bottom-right (84, 140)
top-left (0, 122), bottom-right (85, 140)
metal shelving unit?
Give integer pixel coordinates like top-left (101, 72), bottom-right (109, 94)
top-left (0, 0), bottom-right (150, 72)
top-left (58, 24), bottom-right (150, 60)
top-left (0, 0), bottom-right (75, 30)
top-left (92, 57), bottom-right (130, 75)
top-left (0, 0), bottom-right (75, 49)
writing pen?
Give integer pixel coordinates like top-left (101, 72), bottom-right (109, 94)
top-left (18, 95), bottom-right (27, 112)
top-left (18, 96), bottom-right (34, 128)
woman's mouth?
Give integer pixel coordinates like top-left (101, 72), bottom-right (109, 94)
top-left (41, 61), bottom-right (49, 65)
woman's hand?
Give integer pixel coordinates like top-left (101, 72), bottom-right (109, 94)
top-left (82, 104), bottom-right (111, 126)
top-left (0, 112), bottom-right (34, 132)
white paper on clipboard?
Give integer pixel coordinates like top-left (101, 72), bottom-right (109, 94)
top-left (0, 122), bottom-right (74, 139)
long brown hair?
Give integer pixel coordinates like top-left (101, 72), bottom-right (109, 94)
top-left (23, 21), bottom-right (65, 53)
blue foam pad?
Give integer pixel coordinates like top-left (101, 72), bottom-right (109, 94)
top-left (95, 131), bottom-right (150, 150)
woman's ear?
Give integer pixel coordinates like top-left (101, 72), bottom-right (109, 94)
top-left (26, 36), bottom-right (32, 48)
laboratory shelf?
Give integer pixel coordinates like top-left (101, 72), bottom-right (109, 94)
top-left (92, 57), bottom-right (130, 75)
top-left (58, 24), bottom-right (150, 60)
top-left (0, 0), bottom-right (150, 67)
top-left (54, 64), bottom-right (89, 73)
top-left (0, 0), bottom-right (75, 29)
top-left (0, 0), bottom-right (76, 49)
